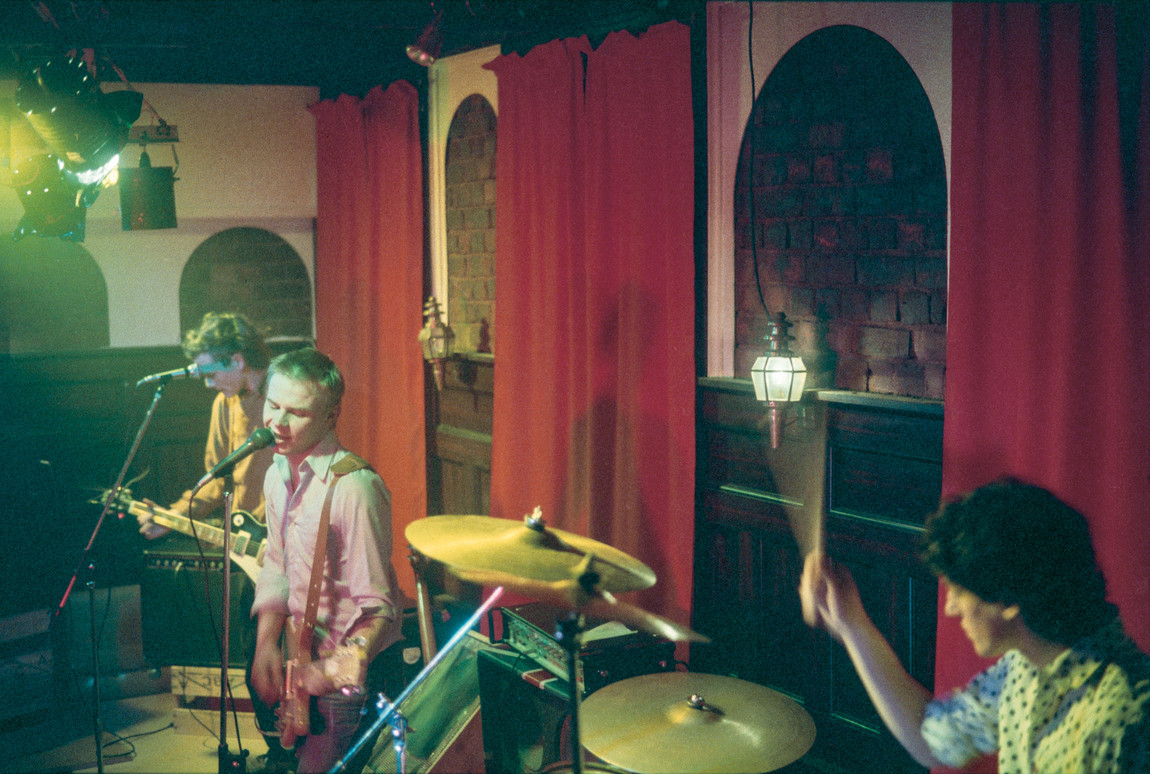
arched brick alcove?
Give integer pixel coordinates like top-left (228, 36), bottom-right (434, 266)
top-left (734, 24), bottom-right (948, 399)
top-left (179, 226), bottom-right (312, 342)
top-left (445, 94), bottom-right (497, 354)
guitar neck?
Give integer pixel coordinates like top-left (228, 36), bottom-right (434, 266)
top-left (126, 501), bottom-right (227, 546)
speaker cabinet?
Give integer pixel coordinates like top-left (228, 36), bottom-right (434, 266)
top-left (477, 648), bottom-right (574, 774)
top-left (141, 541), bottom-right (253, 668)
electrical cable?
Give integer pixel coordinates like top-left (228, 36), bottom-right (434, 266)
top-left (747, 0), bottom-right (770, 320)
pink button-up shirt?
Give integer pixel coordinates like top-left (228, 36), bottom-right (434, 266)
top-left (251, 431), bottom-right (402, 661)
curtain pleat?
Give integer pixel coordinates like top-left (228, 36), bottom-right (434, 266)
top-left (487, 22), bottom-right (695, 623)
top-left (311, 81), bottom-right (427, 598)
top-left (945, 1), bottom-right (1150, 751)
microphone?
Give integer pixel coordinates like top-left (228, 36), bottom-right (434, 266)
top-left (195, 427), bottom-right (276, 489)
top-left (136, 361), bottom-right (229, 388)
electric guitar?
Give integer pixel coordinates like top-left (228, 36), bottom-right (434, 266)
top-left (103, 489), bottom-right (267, 583)
top-left (277, 619), bottom-right (366, 747)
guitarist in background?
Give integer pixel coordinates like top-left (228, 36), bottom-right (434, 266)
top-left (137, 311), bottom-right (272, 534)
top-left (250, 348), bottom-right (404, 774)
top-left (135, 311), bottom-right (296, 774)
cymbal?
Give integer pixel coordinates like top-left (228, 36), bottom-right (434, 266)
top-left (581, 672), bottom-right (815, 774)
top-left (405, 513), bottom-right (656, 593)
top-left (448, 567), bottom-right (709, 643)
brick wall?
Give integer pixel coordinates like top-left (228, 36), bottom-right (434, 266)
top-left (445, 94), bottom-right (497, 353)
top-left (734, 26), bottom-right (947, 399)
top-left (179, 226), bottom-right (313, 341)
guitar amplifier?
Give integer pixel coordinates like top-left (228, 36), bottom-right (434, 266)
top-left (141, 536), bottom-right (253, 668)
top-left (494, 602), bottom-right (675, 696)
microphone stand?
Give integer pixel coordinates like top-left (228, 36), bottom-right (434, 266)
top-left (212, 484), bottom-right (248, 774)
top-left (50, 381), bottom-right (169, 774)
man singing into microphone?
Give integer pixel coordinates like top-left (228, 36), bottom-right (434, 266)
top-left (136, 311), bottom-right (297, 774)
top-left (250, 347), bottom-right (403, 774)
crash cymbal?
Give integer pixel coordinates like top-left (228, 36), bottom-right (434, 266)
top-left (448, 567), bottom-right (709, 643)
top-left (581, 672), bottom-right (815, 774)
top-left (406, 513), bottom-right (656, 593)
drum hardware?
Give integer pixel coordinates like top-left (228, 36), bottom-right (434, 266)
top-left (450, 561), bottom-right (706, 644)
top-left (406, 510), bottom-right (707, 774)
top-left (403, 510), bottom-right (814, 774)
top-left (327, 586), bottom-right (506, 774)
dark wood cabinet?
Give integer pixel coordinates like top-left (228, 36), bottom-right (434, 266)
top-left (692, 379), bottom-right (943, 774)
top-left (427, 353), bottom-right (494, 517)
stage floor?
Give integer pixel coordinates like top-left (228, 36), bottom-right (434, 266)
top-left (0, 691), bottom-right (264, 774)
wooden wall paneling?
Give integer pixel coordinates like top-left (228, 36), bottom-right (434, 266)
top-left (438, 355), bottom-right (494, 433)
top-left (429, 357), bottom-right (493, 517)
top-left (826, 397), bottom-right (945, 530)
top-left (432, 423), bottom-right (491, 515)
top-left (693, 381), bottom-right (941, 774)
top-left (0, 348), bottom-right (216, 617)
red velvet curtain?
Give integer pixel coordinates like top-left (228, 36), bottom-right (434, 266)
top-left (486, 22), bottom-right (696, 624)
top-left (310, 82), bottom-right (427, 599)
top-left (944, 0), bottom-right (1150, 746)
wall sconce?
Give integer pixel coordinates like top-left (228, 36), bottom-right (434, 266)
top-left (751, 312), bottom-right (808, 449)
top-left (418, 296), bottom-right (455, 390)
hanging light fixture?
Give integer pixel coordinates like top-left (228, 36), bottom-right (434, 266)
top-left (418, 296), bottom-right (455, 390)
top-left (406, 6), bottom-right (445, 66)
top-left (11, 153), bottom-right (91, 241)
top-left (751, 312), bottom-right (807, 449)
top-left (119, 123), bottom-right (179, 230)
top-left (11, 54), bottom-right (142, 240)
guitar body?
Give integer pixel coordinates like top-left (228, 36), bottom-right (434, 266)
top-left (276, 618), bottom-right (366, 748)
top-left (105, 489), bottom-right (268, 583)
top-left (211, 509), bottom-right (267, 582)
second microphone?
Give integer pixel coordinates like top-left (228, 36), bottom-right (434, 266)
top-left (195, 427), bottom-right (275, 490)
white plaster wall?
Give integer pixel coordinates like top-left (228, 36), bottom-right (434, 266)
top-left (1, 81), bottom-right (319, 348)
top-left (706, 1), bottom-right (952, 376)
top-left (426, 45), bottom-right (500, 324)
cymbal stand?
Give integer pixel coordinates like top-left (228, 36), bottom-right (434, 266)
top-left (51, 381), bottom-right (169, 774)
top-left (327, 585), bottom-right (506, 774)
top-left (556, 611), bottom-right (588, 774)
top-left (555, 558), bottom-right (607, 774)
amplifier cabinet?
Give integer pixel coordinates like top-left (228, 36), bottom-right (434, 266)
top-left (141, 542), bottom-right (253, 668)
top-left (479, 604), bottom-right (677, 774)
top-left (496, 602), bottom-right (675, 696)
top-left (477, 647), bottom-right (573, 774)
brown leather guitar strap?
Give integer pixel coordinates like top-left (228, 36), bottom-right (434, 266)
top-left (297, 453), bottom-right (373, 661)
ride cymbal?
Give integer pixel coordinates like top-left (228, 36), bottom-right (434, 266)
top-left (405, 513), bottom-right (656, 593)
top-left (581, 672), bottom-right (815, 773)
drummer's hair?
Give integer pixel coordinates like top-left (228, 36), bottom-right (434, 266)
top-left (267, 347), bottom-right (345, 414)
top-left (919, 477), bottom-right (1116, 645)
